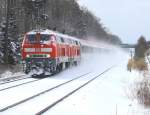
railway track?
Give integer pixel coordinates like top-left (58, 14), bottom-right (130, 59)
top-left (0, 70), bottom-right (85, 92)
top-left (0, 71), bottom-right (91, 92)
top-left (0, 74), bottom-right (30, 85)
top-left (0, 72), bottom-right (91, 112)
top-left (36, 66), bottom-right (113, 115)
top-left (0, 77), bottom-right (43, 92)
top-left (0, 66), bottom-right (115, 114)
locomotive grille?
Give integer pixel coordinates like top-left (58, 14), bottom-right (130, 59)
top-left (32, 54), bottom-right (45, 58)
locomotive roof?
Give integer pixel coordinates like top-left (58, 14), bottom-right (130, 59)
top-left (27, 29), bottom-right (80, 42)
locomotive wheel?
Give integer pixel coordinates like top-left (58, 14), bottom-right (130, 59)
top-left (74, 61), bottom-right (78, 66)
top-left (51, 65), bottom-right (60, 75)
top-left (59, 63), bottom-right (63, 71)
top-left (65, 62), bottom-right (70, 68)
top-left (56, 65), bottom-right (61, 73)
top-left (25, 69), bottom-right (30, 74)
top-left (61, 63), bottom-right (66, 70)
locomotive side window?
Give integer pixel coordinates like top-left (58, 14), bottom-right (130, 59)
top-left (73, 40), bottom-right (75, 45)
top-left (69, 39), bottom-right (72, 44)
top-left (55, 36), bottom-right (61, 43)
top-left (68, 39), bottom-right (72, 44)
top-left (75, 41), bottom-right (78, 45)
top-left (65, 38), bottom-right (70, 44)
top-left (60, 37), bottom-right (65, 43)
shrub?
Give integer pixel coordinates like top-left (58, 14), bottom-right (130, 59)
top-left (127, 58), bottom-right (148, 71)
top-left (134, 36), bottom-right (148, 59)
top-left (136, 77), bottom-right (150, 107)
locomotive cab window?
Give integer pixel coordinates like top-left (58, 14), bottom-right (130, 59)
top-left (26, 34), bottom-right (50, 43)
top-left (40, 34), bottom-right (50, 43)
top-left (50, 35), bottom-right (56, 42)
top-left (26, 34), bottom-right (36, 43)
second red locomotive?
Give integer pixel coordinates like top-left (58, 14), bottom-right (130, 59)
top-left (21, 29), bottom-right (81, 76)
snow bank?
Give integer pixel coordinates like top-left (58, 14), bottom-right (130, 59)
top-left (0, 71), bottom-right (25, 80)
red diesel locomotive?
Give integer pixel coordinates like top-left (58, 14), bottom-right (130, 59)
top-left (21, 29), bottom-right (81, 76)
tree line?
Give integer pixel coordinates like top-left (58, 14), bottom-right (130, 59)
top-left (0, 0), bottom-right (122, 64)
top-left (0, 0), bottom-right (122, 43)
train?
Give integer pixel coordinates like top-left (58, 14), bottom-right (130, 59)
top-left (21, 29), bottom-right (81, 76)
top-left (21, 29), bottom-right (111, 76)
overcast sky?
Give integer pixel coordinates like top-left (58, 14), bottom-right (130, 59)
top-left (78, 0), bottom-right (150, 43)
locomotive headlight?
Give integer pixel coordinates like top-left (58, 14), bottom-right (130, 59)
top-left (26, 54), bottom-right (30, 58)
top-left (46, 54), bottom-right (50, 58)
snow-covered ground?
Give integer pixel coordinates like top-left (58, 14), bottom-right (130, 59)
top-left (0, 47), bottom-right (150, 115)
top-left (0, 71), bottom-right (25, 79)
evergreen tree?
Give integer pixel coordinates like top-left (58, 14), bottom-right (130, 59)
top-left (0, 0), bottom-right (18, 64)
top-left (134, 36), bottom-right (148, 59)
